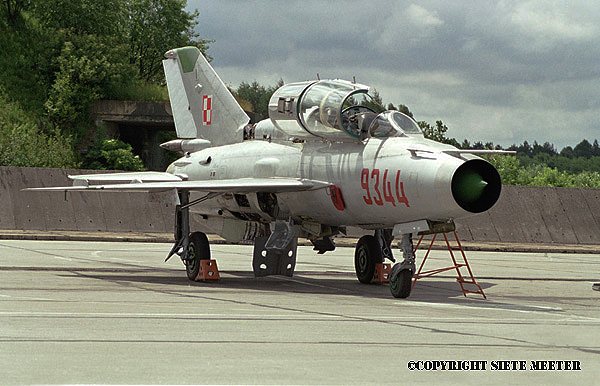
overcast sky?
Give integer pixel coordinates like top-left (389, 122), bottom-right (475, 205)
top-left (186, 0), bottom-right (600, 149)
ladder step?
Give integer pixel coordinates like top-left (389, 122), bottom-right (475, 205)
top-left (464, 289), bottom-right (484, 294)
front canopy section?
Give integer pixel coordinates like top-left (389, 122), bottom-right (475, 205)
top-left (369, 111), bottom-right (423, 138)
top-left (268, 79), bottom-right (370, 140)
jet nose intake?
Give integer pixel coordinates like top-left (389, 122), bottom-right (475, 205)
top-left (454, 170), bottom-right (488, 203)
top-left (451, 159), bottom-right (501, 213)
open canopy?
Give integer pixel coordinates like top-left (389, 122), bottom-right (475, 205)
top-left (268, 79), bottom-right (422, 141)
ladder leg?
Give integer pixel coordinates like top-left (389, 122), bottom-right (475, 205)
top-left (408, 231), bottom-right (486, 299)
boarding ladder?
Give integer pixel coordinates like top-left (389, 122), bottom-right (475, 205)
top-left (412, 231), bottom-right (486, 299)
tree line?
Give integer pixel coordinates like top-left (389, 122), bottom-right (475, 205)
top-left (2, 3), bottom-right (599, 187)
top-left (1, 0), bottom-right (208, 170)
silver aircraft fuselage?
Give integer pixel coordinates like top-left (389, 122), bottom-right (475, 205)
top-left (169, 134), bottom-right (497, 234)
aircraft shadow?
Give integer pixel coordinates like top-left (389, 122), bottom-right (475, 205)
top-left (61, 267), bottom-right (502, 304)
top-left (58, 267), bottom-right (579, 315)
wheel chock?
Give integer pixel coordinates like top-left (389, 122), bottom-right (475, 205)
top-left (195, 259), bottom-right (220, 281)
top-left (372, 263), bottom-right (391, 283)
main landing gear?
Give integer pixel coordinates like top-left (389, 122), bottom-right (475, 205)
top-left (165, 191), bottom-right (217, 280)
top-left (354, 229), bottom-right (416, 298)
top-left (166, 191), bottom-right (298, 281)
top-left (185, 231), bottom-right (211, 280)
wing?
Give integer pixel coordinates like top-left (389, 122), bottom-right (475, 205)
top-left (25, 173), bottom-right (330, 193)
top-left (442, 149), bottom-right (516, 158)
top-left (68, 171), bottom-right (183, 185)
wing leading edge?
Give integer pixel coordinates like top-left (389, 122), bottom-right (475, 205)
top-left (25, 176), bottom-right (330, 194)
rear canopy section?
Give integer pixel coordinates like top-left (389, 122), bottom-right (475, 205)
top-left (268, 80), bottom-right (370, 141)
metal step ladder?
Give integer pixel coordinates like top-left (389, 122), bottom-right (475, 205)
top-left (412, 231), bottom-right (486, 299)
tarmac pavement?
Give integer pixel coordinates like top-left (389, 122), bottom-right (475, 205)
top-left (0, 238), bottom-right (599, 384)
top-left (2, 229), bottom-right (600, 254)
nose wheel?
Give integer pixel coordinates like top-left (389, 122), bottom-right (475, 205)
top-left (389, 265), bottom-right (412, 298)
top-left (389, 233), bottom-right (416, 298)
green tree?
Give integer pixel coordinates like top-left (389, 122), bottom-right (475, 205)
top-left (531, 167), bottom-right (574, 187)
top-left (486, 155), bottom-right (521, 185)
top-left (397, 104), bottom-right (414, 118)
top-left (560, 146), bottom-right (574, 158)
top-left (384, 103), bottom-right (414, 118)
top-left (31, 0), bottom-right (126, 37)
top-left (84, 138), bottom-right (145, 171)
top-left (419, 120), bottom-right (460, 147)
top-left (0, 9), bottom-right (61, 114)
top-left (359, 89), bottom-right (385, 113)
top-left (127, 0), bottom-right (212, 82)
top-left (234, 80), bottom-right (283, 120)
top-left (44, 34), bottom-right (136, 134)
top-left (0, 90), bottom-right (78, 168)
top-left (1, 0), bottom-right (28, 25)
top-left (1, 0), bottom-right (211, 169)
top-left (574, 139), bottom-right (593, 158)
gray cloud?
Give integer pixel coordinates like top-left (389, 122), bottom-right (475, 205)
top-left (188, 0), bottom-right (600, 148)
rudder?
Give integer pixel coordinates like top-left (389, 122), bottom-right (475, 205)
top-left (163, 47), bottom-right (249, 146)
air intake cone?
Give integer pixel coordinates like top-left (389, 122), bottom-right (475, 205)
top-left (451, 159), bottom-right (501, 213)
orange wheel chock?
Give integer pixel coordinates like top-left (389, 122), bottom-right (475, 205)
top-left (195, 259), bottom-right (220, 282)
top-left (372, 263), bottom-right (391, 284)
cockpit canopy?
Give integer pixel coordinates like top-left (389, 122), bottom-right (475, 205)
top-left (268, 79), bottom-right (422, 141)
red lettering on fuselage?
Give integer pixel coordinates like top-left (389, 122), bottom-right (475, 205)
top-left (360, 168), bottom-right (409, 208)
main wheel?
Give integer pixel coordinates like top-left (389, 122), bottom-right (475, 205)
top-left (354, 235), bottom-right (383, 284)
top-left (390, 268), bottom-right (412, 298)
top-left (186, 232), bottom-right (211, 280)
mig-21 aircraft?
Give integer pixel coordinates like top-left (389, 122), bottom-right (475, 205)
top-left (28, 46), bottom-right (512, 298)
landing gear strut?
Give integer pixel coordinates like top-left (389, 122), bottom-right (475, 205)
top-left (353, 230), bottom-right (415, 298)
top-left (389, 233), bottom-right (416, 298)
top-left (165, 191), bottom-right (217, 281)
top-left (165, 191), bottom-right (192, 264)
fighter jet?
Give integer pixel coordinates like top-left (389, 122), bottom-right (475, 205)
top-left (28, 46), bottom-right (513, 298)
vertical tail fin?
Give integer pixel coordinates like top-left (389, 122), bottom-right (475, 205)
top-left (163, 47), bottom-right (249, 146)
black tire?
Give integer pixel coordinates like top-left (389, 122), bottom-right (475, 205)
top-left (354, 235), bottom-right (383, 284)
top-left (390, 269), bottom-right (412, 298)
top-left (186, 232), bottom-right (211, 280)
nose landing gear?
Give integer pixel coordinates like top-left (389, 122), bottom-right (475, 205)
top-left (354, 230), bottom-right (415, 298)
top-left (389, 233), bottom-right (416, 298)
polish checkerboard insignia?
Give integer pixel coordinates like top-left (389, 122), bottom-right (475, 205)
top-left (203, 95), bottom-right (212, 125)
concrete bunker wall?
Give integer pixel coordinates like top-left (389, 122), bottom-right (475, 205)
top-left (1, 166), bottom-right (599, 245)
